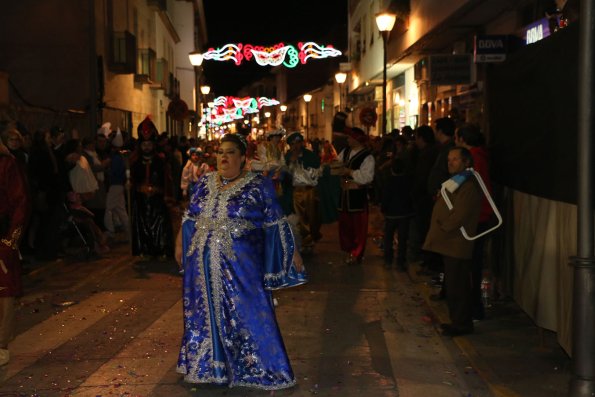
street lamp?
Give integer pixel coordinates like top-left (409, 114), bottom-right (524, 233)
top-left (335, 72), bottom-right (347, 111)
top-left (376, 11), bottom-right (396, 137)
top-left (200, 85), bottom-right (211, 139)
top-left (189, 52), bottom-right (204, 135)
top-left (303, 94), bottom-right (312, 140)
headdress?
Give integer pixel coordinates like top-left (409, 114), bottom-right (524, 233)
top-left (286, 131), bottom-right (304, 145)
top-left (111, 128), bottom-right (123, 147)
top-left (266, 128), bottom-right (286, 138)
top-left (137, 116), bottom-right (158, 142)
top-left (346, 127), bottom-right (368, 144)
top-left (188, 147), bottom-right (203, 156)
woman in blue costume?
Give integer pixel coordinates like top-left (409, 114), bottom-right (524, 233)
top-left (175, 133), bottom-right (306, 390)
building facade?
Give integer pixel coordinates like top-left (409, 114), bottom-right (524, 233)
top-left (0, 0), bottom-right (207, 138)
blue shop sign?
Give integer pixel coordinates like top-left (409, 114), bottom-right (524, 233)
top-left (523, 18), bottom-right (551, 45)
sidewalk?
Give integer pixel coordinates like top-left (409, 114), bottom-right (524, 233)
top-left (404, 260), bottom-right (572, 397)
top-left (364, 203), bottom-right (574, 397)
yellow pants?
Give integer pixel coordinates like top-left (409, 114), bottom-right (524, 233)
top-left (292, 186), bottom-right (321, 248)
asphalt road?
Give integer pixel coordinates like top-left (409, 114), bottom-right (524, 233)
top-left (0, 208), bottom-right (569, 397)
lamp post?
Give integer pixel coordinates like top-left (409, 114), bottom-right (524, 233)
top-left (279, 104), bottom-right (287, 128)
top-left (303, 94), bottom-right (312, 140)
top-left (189, 51), bottom-right (204, 136)
top-left (376, 12), bottom-right (396, 137)
top-left (335, 72), bottom-right (347, 111)
top-left (200, 85), bottom-right (211, 139)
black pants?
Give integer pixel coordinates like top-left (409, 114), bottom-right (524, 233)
top-left (471, 221), bottom-right (490, 320)
top-left (443, 255), bottom-right (473, 331)
top-left (383, 216), bottom-right (411, 266)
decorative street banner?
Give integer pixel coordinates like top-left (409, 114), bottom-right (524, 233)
top-left (202, 42), bottom-right (342, 68)
top-left (206, 96), bottom-right (282, 125)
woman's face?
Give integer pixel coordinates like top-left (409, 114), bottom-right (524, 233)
top-left (217, 141), bottom-right (245, 177)
top-left (6, 133), bottom-right (22, 150)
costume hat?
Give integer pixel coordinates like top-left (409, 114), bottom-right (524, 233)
top-left (286, 131), bottom-right (304, 145)
top-left (137, 116), bottom-right (158, 142)
top-left (111, 128), bottom-right (123, 147)
top-left (266, 128), bottom-right (286, 138)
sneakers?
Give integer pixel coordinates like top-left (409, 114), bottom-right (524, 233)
top-left (0, 348), bottom-right (9, 366)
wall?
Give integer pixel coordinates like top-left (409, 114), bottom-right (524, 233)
top-left (0, 0), bottom-right (91, 112)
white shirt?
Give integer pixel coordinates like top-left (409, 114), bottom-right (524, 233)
top-left (338, 147), bottom-right (375, 185)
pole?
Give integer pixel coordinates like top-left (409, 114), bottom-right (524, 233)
top-left (194, 66), bottom-right (200, 137)
top-left (305, 102), bottom-right (309, 140)
top-left (381, 31), bottom-right (388, 137)
top-left (570, 1), bottom-right (595, 395)
top-left (339, 83), bottom-right (343, 111)
top-left (88, 0), bottom-right (98, 136)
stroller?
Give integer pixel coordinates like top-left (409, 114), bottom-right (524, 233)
top-left (62, 192), bottom-right (109, 259)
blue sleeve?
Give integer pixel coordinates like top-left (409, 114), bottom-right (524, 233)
top-left (260, 176), bottom-right (307, 290)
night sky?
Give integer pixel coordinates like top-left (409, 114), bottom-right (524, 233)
top-left (201, 0), bottom-right (348, 96)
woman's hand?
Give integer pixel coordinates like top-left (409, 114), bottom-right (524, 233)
top-left (293, 249), bottom-right (304, 273)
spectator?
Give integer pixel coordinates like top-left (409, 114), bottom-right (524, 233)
top-left (423, 147), bottom-right (482, 336)
top-left (455, 123), bottom-right (493, 320)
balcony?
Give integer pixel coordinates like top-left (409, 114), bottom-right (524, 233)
top-left (108, 31), bottom-right (136, 74)
top-left (150, 58), bottom-right (169, 91)
top-left (135, 48), bottom-right (156, 84)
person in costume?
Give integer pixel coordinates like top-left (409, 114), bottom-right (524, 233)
top-left (180, 147), bottom-right (209, 199)
top-left (175, 133), bottom-right (306, 389)
top-left (129, 117), bottom-right (174, 259)
top-left (337, 127), bottom-right (375, 264)
top-left (0, 141), bottom-right (30, 366)
top-left (284, 131), bottom-right (322, 254)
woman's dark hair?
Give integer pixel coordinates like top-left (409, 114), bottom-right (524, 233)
top-left (415, 125), bottom-right (435, 145)
top-left (456, 123), bottom-right (485, 147)
top-left (220, 133), bottom-right (247, 156)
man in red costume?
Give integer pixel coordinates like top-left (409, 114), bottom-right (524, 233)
top-left (0, 141), bottom-right (30, 366)
top-left (337, 128), bottom-right (375, 264)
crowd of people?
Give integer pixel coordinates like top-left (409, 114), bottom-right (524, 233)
top-left (0, 111), bottom-right (494, 386)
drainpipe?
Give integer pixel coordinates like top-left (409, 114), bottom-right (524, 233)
top-left (570, 0), bottom-right (595, 395)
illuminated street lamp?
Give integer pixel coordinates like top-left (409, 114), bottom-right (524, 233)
top-left (335, 72), bottom-right (347, 111)
top-left (200, 85), bottom-right (211, 139)
top-left (303, 94), bottom-right (312, 140)
top-left (188, 51), bottom-right (203, 67)
top-left (375, 11), bottom-right (396, 136)
top-left (280, 104), bottom-right (287, 112)
top-left (189, 51), bottom-right (204, 134)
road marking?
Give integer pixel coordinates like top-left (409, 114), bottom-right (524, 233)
top-left (70, 299), bottom-right (183, 396)
top-left (1, 291), bottom-right (139, 380)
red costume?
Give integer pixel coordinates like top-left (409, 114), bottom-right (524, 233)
top-left (0, 154), bottom-right (29, 298)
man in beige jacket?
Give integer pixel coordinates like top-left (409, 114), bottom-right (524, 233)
top-left (423, 147), bottom-right (481, 336)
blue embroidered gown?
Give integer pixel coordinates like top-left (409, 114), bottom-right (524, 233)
top-left (177, 172), bottom-right (307, 389)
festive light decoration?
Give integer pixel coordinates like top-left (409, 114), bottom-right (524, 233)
top-left (201, 41), bottom-right (341, 68)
